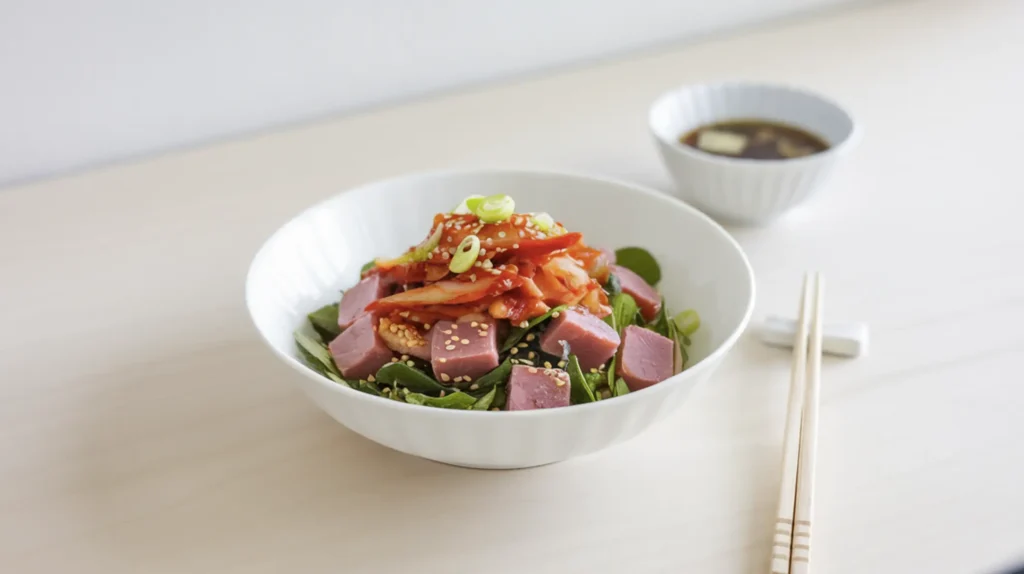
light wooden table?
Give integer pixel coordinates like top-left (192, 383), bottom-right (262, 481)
top-left (3, 1), bottom-right (1023, 572)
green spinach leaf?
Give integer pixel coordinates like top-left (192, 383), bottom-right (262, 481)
top-left (294, 330), bottom-right (343, 378)
top-left (492, 384), bottom-right (507, 410)
top-left (566, 355), bottom-right (596, 404)
top-left (471, 386), bottom-right (498, 410)
top-left (613, 377), bottom-right (630, 397)
top-left (610, 293), bottom-right (638, 336)
top-left (356, 380), bottom-right (383, 396)
top-left (614, 247), bottom-right (661, 286)
top-left (500, 305), bottom-right (568, 352)
top-left (603, 273), bottom-right (622, 297)
top-left (405, 391), bottom-right (477, 409)
top-left (307, 303), bottom-right (341, 341)
top-left (375, 362), bottom-right (449, 394)
top-left (473, 359), bottom-right (513, 390)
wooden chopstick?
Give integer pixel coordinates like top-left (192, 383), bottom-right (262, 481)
top-left (790, 274), bottom-right (824, 574)
top-left (769, 273), bottom-right (814, 574)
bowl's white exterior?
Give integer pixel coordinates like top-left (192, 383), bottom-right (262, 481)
top-left (649, 82), bottom-right (859, 224)
top-left (246, 169), bottom-right (755, 469)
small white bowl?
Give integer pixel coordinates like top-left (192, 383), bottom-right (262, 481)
top-left (246, 169), bottom-right (755, 469)
top-left (649, 81), bottom-right (859, 224)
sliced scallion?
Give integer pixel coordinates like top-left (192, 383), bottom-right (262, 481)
top-left (473, 194), bottom-right (515, 223)
top-left (449, 234), bottom-right (481, 273)
top-left (672, 309), bottom-right (701, 337)
top-left (452, 195), bottom-right (484, 215)
top-left (531, 212), bottom-right (554, 232)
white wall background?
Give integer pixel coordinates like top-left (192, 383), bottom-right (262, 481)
top-left (0, 0), bottom-right (873, 187)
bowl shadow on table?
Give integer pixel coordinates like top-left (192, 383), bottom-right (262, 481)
top-left (58, 328), bottom-right (587, 570)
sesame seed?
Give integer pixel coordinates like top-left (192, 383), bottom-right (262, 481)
top-left (424, 323), bottom-right (432, 330)
top-left (512, 243), bottom-right (520, 249)
top-left (461, 338), bottom-right (470, 344)
top-left (491, 407), bottom-right (500, 411)
top-left (519, 321), bottom-right (529, 328)
top-left (448, 247), bottom-right (456, 255)
top-left (517, 342), bottom-right (529, 348)
top-left (510, 347), bottom-right (519, 355)
top-left (367, 375), bottom-right (376, 382)
top-left (406, 360), bottom-right (415, 367)
top-left (382, 387), bottom-right (391, 394)
top-left (451, 324), bottom-right (459, 330)
top-left (401, 355), bottom-right (410, 361)
top-left (469, 383), bottom-right (479, 391)
top-left (498, 231), bottom-right (506, 238)
top-left (470, 321), bottom-right (479, 327)
top-left (528, 367), bottom-right (538, 374)
top-left (528, 352), bottom-right (536, 359)
top-left (551, 312), bottom-right (560, 318)
top-left (590, 368), bottom-right (598, 374)
top-left (482, 259), bottom-right (493, 269)
top-left (474, 261), bottom-right (481, 267)
top-left (388, 324), bottom-right (398, 333)
top-left (445, 344), bottom-right (456, 350)
top-left (443, 330), bottom-right (452, 335)
top-left (519, 359), bottom-right (534, 366)
top-left (453, 376), bottom-right (463, 383)
top-left (442, 252), bottom-right (450, 259)
top-left (544, 361), bottom-right (552, 369)
top-left (478, 330), bottom-right (487, 337)
top-left (485, 238), bottom-right (493, 245)
top-left (481, 323), bottom-right (490, 330)
top-left (518, 231), bottom-right (525, 238)
top-left (525, 334), bottom-right (535, 342)
top-left (556, 379), bottom-right (566, 387)
top-left (441, 373), bottom-right (450, 381)
top-left (439, 390), bottom-right (446, 397)
top-left (439, 357), bottom-right (447, 363)
top-left (399, 311), bottom-right (409, 318)
top-left (557, 360), bottom-right (566, 367)
top-left (469, 274), bottom-right (477, 282)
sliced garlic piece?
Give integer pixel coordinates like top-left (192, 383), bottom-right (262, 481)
top-left (696, 129), bottom-right (748, 155)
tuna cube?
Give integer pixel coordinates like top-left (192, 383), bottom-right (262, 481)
top-left (431, 316), bottom-right (499, 385)
top-left (616, 325), bottom-right (673, 392)
top-left (539, 308), bottom-right (620, 370)
top-left (506, 365), bottom-right (571, 410)
top-left (610, 265), bottom-right (661, 322)
top-left (338, 274), bottom-right (389, 329)
top-left (328, 312), bottom-right (394, 380)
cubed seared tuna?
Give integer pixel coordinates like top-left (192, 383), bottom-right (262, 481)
top-left (431, 316), bottom-right (499, 385)
top-left (539, 308), bottom-right (620, 370)
top-left (506, 365), bottom-right (570, 410)
top-left (337, 274), bottom-right (389, 329)
top-left (328, 312), bottom-right (394, 379)
top-left (610, 265), bottom-right (661, 321)
top-left (616, 325), bottom-right (673, 391)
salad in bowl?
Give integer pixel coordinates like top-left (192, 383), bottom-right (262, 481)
top-left (295, 193), bottom-right (701, 412)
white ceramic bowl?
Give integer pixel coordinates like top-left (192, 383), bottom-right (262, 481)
top-left (246, 169), bottom-right (755, 469)
top-left (649, 81), bottom-right (859, 224)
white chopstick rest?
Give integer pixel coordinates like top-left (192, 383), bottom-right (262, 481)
top-left (757, 315), bottom-right (868, 358)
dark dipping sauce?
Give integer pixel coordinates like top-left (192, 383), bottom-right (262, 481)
top-left (681, 119), bottom-right (829, 160)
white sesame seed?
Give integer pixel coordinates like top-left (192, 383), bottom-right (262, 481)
top-left (367, 375), bottom-right (376, 382)
top-left (440, 373), bottom-right (450, 382)
top-left (451, 324), bottom-right (459, 330)
top-left (481, 323), bottom-right (490, 330)
top-left (448, 247), bottom-right (456, 255)
top-left (518, 231), bottom-right (525, 238)
top-left (401, 355), bottom-right (410, 361)
top-left (469, 383), bottom-right (479, 391)
top-left (519, 321), bottom-right (529, 328)
top-left (518, 343), bottom-right (529, 348)
top-left (390, 357), bottom-right (399, 363)
top-left (445, 345), bottom-right (456, 350)
top-left (406, 360), bottom-right (415, 367)
top-left (519, 359), bottom-right (534, 366)
top-left (453, 376), bottom-right (463, 383)
top-left (442, 252), bottom-right (450, 260)
top-left (556, 379), bottom-right (566, 387)
top-left (590, 368), bottom-right (598, 374)
top-left (498, 231), bottom-right (506, 238)
top-left (469, 274), bottom-right (477, 282)
top-left (478, 330), bottom-right (487, 337)
top-left (470, 321), bottom-right (479, 327)
top-left (424, 323), bottom-right (432, 330)
top-left (443, 330), bottom-right (452, 335)
top-left (512, 243), bottom-right (520, 249)
top-left (557, 360), bottom-right (566, 367)
top-left (528, 352), bottom-right (536, 359)
top-left (528, 367), bottom-right (538, 374)
top-left (439, 357), bottom-right (447, 363)
top-left (544, 361), bottom-right (552, 369)
top-left (461, 338), bottom-right (470, 344)
top-left (551, 312), bottom-right (560, 318)
top-left (474, 261), bottom-right (481, 267)
top-left (510, 347), bottom-right (519, 355)
top-left (525, 334), bottom-right (535, 342)
top-left (439, 390), bottom-right (446, 397)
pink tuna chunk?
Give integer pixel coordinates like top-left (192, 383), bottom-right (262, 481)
top-left (616, 325), bottom-right (673, 392)
top-left (539, 308), bottom-right (620, 370)
top-left (506, 365), bottom-right (571, 410)
top-left (430, 316), bottom-right (499, 385)
top-left (328, 312), bottom-right (394, 379)
top-left (337, 274), bottom-right (389, 329)
top-left (610, 265), bottom-right (661, 322)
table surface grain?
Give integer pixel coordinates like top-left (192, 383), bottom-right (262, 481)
top-left (3, 1), bottom-right (1023, 572)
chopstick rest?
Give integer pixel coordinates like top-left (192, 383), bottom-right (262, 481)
top-left (756, 315), bottom-right (868, 358)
